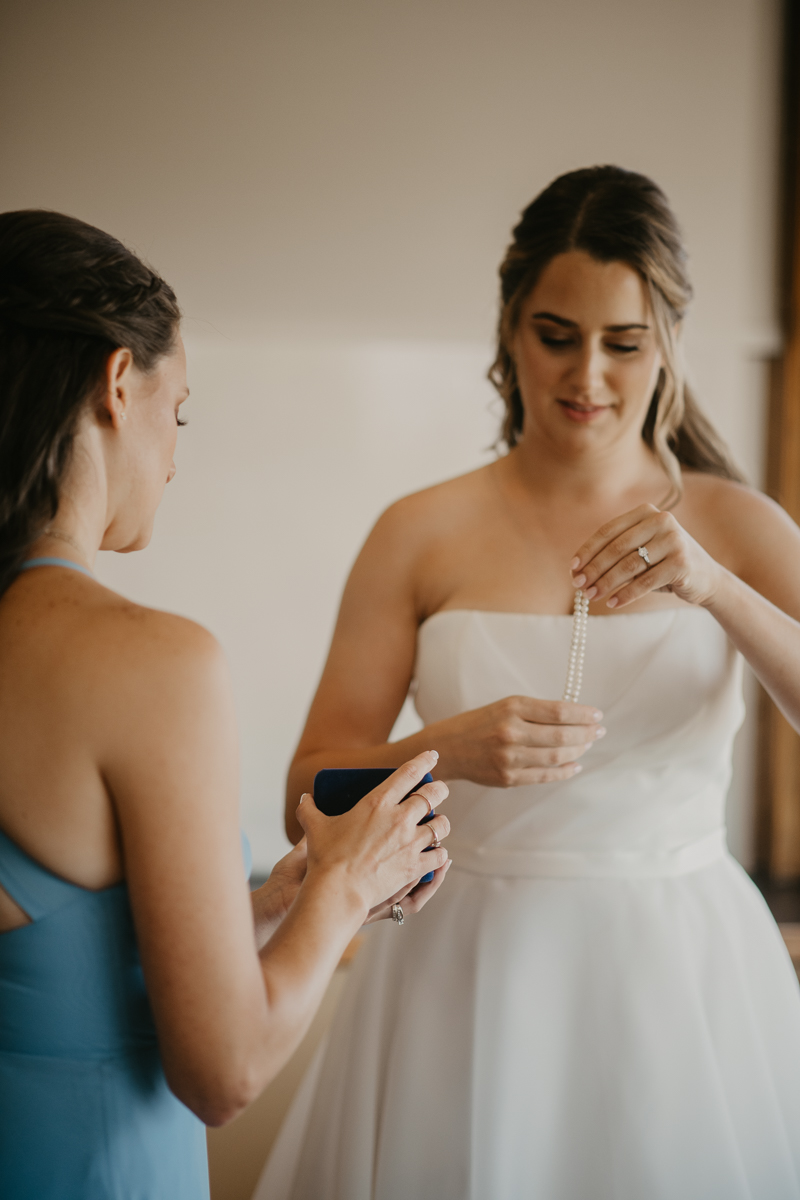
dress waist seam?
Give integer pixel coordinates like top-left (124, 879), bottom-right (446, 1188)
top-left (447, 828), bottom-right (728, 879)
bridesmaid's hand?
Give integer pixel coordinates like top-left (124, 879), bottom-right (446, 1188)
top-left (571, 504), bottom-right (725, 609)
top-left (434, 697), bottom-right (605, 787)
top-left (363, 859), bottom-right (453, 924)
top-left (251, 838), bottom-right (308, 949)
top-left (297, 752), bottom-right (451, 918)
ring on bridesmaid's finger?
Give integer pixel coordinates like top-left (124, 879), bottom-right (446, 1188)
top-left (637, 546), bottom-right (651, 567)
top-left (410, 790), bottom-right (436, 816)
top-left (428, 827), bottom-right (442, 849)
top-left (391, 903), bottom-right (405, 925)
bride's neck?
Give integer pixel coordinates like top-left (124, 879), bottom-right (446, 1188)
top-left (505, 434), bottom-right (668, 511)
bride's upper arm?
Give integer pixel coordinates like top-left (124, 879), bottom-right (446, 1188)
top-left (296, 496), bottom-right (432, 751)
top-left (694, 477), bottom-right (800, 620)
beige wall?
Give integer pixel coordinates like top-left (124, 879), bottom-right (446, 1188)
top-left (0, 0), bottom-right (782, 871)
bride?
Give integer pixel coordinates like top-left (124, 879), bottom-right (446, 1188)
top-left (257, 165), bottom-right (800, 1198)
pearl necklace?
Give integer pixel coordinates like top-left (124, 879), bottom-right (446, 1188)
top-left (563, 589), bottom-right (589, 702)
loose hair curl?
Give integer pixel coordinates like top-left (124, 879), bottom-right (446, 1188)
top-left (0, 210), bottom-right (181, 595)
top-left (489, 166), bottom-right (743, 500)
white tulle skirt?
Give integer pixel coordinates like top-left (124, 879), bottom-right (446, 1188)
top-left (256, 855), bottom-right (800, 1200)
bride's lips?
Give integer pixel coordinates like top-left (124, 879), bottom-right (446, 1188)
top-left (557, 399), bottom-right (609, 423)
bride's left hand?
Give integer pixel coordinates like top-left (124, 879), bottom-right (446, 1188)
top-left (571, 503), bottom-right (725, 609)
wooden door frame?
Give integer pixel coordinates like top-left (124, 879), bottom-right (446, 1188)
top-left (759, 0), bottom-right (800, 880)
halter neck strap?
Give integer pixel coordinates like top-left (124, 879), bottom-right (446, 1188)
top-left (19, 557), bottom-right (94, 580)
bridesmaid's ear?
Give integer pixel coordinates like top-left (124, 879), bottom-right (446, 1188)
top-left (98, 348), bottom-right (134, 430)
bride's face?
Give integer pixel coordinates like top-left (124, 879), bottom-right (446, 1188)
top-left (511, 251), bottom-right (664, 455)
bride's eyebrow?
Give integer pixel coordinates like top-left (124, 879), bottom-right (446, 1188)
top-left (531, 311), bottom-right (650, 333)
top-left (532, 311), bottom-right (576, 327)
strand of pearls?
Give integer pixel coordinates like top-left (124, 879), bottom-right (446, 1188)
top-left (563, 589), bottom-right (589, 702)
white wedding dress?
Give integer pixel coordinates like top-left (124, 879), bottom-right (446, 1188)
top-left (256, 608), bottom-right (800, 1200)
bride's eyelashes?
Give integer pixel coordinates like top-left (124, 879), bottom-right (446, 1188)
top-left (537, 333), bottom-right (641, 355)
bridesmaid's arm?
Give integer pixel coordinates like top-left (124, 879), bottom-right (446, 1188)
top-left (102, 610), bottom-right (449, 1127)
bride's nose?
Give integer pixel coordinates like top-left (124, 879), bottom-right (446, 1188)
top-left (567, 342), bottom-right (605, 397)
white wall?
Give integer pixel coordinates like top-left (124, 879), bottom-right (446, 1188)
top-left (0, 0), bottom-right (782, 870)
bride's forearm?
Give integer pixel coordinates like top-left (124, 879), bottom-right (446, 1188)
top-left (705, 569), bottom-right (800, 730)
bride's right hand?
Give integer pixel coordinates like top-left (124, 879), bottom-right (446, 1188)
top-left (296, 751), bottom-right (451, 918)
top-left (432, 697), bottom-right (605, 787)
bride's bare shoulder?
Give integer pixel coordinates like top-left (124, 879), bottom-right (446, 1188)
top-left (680, 470), bottom-right (800, 569)
top-left (369, 463), bottom-right (495, 549)
top-left (681, 471), bottom-right (781, 524)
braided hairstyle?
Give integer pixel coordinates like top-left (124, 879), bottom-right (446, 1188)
top-left (0, 210), bottom-right (181, 595)
top-left (489, 166), bottom-right (743, 501)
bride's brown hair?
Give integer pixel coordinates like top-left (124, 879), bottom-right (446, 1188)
top-left (489, 166), bottom-right (744, 498)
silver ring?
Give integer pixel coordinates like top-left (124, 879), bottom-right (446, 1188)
top-left (391, 902), bottom-right (404, 925)
top-left (428, 825), bottom-right (441, 849)
top-left (637, 545), bottom-right (651, 567)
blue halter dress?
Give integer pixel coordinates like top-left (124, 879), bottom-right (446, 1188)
top-left (0, 557), bottom-right (251, 1199)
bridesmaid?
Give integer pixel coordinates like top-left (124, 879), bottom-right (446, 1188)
top-left (264, 166), bottom-right (800, 1197)
top-left (0, 210), bottom-right (450, 1199)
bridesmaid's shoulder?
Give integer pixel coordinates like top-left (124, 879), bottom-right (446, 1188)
top-left (41, 580), bottom-right (224, 694)
top-left (2, 574), bottom-right (228, 735)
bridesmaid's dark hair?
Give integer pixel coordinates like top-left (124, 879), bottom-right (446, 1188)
top-left (489, 166), bottom-right (744, 500)
top-left (0, 210), bottom-right (180, 595)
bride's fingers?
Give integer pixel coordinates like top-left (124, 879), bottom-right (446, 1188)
top-left (573, 514), bottom-right (665, 592)
top-left (515, 720), bottom-right (604, 748)
top-left (604, 558), bottom-right (677, 610)
top-left (587, 533), bottom-right (671, 602)
top-left (571, 504), bottom-right (660, 576)
top-left (514, 762), bottom-right (586, 784)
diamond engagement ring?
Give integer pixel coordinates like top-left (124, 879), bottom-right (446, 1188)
top-left (391, 903), bottom-right (405, 925)
top-left (637, 546), bottom-right (651, 567)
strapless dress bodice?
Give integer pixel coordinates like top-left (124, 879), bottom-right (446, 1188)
top-left (412, 607), bottom-right (744, 876)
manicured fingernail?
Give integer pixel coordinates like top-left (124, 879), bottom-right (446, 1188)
top-left (593, 710), bottom-right (603, 721)
top-left (573, 573), bottom-right (586, 586)
top-left (572, 764), bottom-right (582, 774)
top-left (571, 557), bottom-right (580, 569)
top-left (606, 597), bottom-right (618, 608)
top-left (585, 586), bottom-right (597, 599)
top-left (445, 858), bottom-right (452, 870)
top-left (299, 793), bottom-right (310, 803)
top-left (595, 727), bottom-right (606, 739)
top-left (430, 750), bottom-right (439, 761)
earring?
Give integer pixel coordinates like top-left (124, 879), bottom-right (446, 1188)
top-left (121, 413), bottom-right (127, 422)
